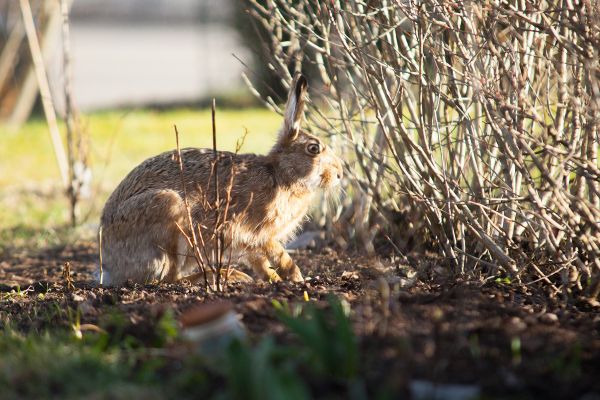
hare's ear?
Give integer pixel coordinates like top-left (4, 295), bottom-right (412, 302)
top-left (282, 75), bottom-right (308, 142)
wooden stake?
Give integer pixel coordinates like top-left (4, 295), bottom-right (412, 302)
top-left (8, 1), bottom-right (61, 127)
top-left (19, 0), bottom-right (69, 188)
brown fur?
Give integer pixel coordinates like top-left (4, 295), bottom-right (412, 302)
top-left (99, 76), bottom-right (343, 285)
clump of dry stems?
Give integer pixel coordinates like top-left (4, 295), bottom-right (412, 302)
top-left (247, 0), bottom-right (600, 297)
top-left (174, 101), bottom-right (247, 292)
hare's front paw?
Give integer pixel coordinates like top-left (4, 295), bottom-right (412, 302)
top-left (286, 266), bottom-right (304, 283)
top-left (263, 240), bottom-right (304, 282)
top-left (278, 257), bottom-right (304, 282)
top-left (278, 260), bottom-right (303, 282)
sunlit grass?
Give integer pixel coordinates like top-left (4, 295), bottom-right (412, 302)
top-left (0, 108), bottom-right (281, 238)
top-left (1, 108), bottom-right (280, 186)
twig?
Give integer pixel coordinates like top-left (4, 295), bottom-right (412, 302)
top-left (174, 125), bottom-right (209, 289)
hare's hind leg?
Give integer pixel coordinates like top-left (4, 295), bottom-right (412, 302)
top-left (171, 233), bottom-right (254, 284)
top-left (101, 189), bottom-right (187, 285)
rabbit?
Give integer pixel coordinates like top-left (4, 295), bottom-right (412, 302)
top-left (98, 75), bottom-right (343, 286)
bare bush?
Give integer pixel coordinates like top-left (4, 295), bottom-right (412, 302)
top-left (173, 102), bottom-right (249, 292)
top-left (246, 0), bottom-right (600, 296)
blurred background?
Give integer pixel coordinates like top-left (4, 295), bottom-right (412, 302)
top-left (2, 0), bottom-right (256, 116)
top-left (0, 0), bottom-right (282, 245)
top-left (60, 0), bottom-right (246, 111)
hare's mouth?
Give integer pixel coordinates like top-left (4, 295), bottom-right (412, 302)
top-left (320, 170), bottom-right (341, 189)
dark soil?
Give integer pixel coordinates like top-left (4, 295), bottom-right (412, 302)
top-left (1, 242), bottom-right (599, 399)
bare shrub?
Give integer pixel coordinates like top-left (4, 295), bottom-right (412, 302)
top-left (173, 102), bottom-right (249, 292)
top-left (246, 0), bottom-right (600, 296)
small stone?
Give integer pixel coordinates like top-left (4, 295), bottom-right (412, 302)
top-left (509, 316), bottom-right (527, 331)
top-left (410, 379), bottom-right (480, 400)
top-left (341, 270), bottom-right (359, 280)
top-left (540, 313), bottom-right (558, 323)
top-left (71, 293), bottom-right (85, 302)
top-left (286, 230), bottom-right (320, 250)
top-left (398, 277), bottom-right (417, 288)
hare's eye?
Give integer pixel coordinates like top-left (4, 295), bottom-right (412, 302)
top-left (307, 143), bottom-right (321, 155)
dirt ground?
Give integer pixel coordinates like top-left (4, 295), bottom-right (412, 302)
top-left (1, 242), bottom-right (599, 399)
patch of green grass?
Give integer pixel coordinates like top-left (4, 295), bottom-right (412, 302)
top-left (0, 108), bottom-right (281, 244)
top-left (1, 108), bottom-right (281, 186)
top-left (273, 295), bottom-right (359, 380)
top-left (0, 297), bottom-right (376, 399)
top-left (0, 330), bottom-right (159, 399)
top-left (223, 338), bottom-right (311, 400)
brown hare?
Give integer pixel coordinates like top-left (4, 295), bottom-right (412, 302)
top-left (98, 75), bottom-right (343, 285)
